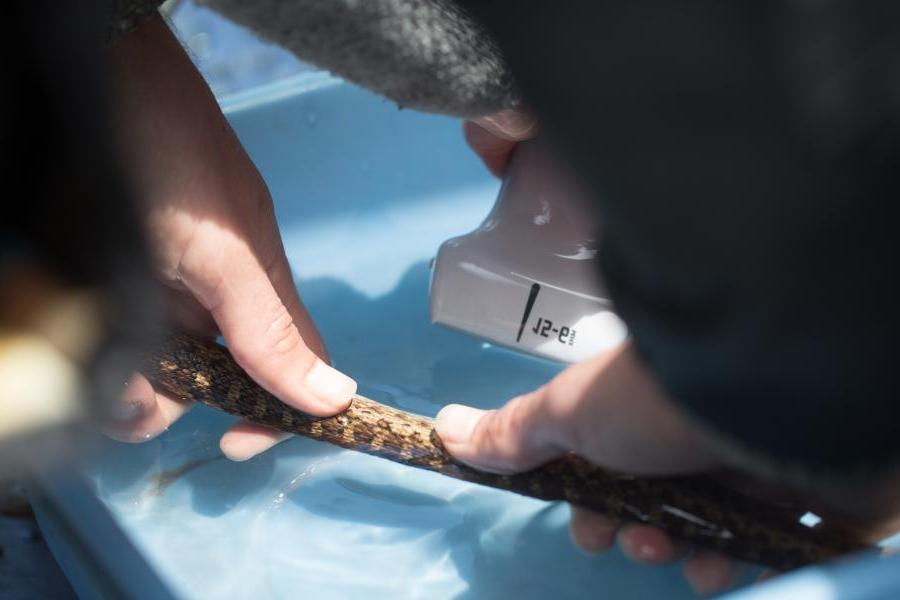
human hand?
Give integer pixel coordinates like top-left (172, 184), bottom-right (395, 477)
top-left (464, 108), bottom-right (538, 176)
top-left (459, 107), bottom-right (742, 594)
top-left (435, 343), bottom-right (746, 595)
top-left (103, 15), bottom-right (356, 459)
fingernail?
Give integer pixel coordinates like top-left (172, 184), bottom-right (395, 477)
top-left (304, 360), bottom-right (356, 409)
top-left (572, 525), bottom-right (610, 555)
top-left (435, 404), bottom-right (485, 445)
top-left (220, 433), bottom-right (288, 462)
top-left (220, 436), bottom-right (258, 462)
top-left (475, 109), bottom-right (538, 140)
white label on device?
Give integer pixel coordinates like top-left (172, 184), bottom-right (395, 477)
top-left (514, 282), bottom-right (626, 363)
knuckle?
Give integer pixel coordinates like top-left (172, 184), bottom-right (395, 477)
top-left (233, 299), bottom-right (316, 378)
top-left (478, 395), bottom-right (538, 464)
top-left (262, 303), bottom-right (301, 356)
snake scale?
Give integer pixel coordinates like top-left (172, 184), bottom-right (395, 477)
top-left (141, 333), bottom-right (872, 571)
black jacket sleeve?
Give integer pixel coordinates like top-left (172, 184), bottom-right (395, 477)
top-left (461, 0), bottom-right (900, 475)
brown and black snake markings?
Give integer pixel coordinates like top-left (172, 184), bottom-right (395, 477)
top-left (141, 333), bottom-right (875, 571)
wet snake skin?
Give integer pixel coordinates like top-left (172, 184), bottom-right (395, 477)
top-left (141, 333), bottom-right (873, 570)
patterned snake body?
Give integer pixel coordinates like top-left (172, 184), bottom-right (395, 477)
top-left (141, 333), bottom-right (872, 571)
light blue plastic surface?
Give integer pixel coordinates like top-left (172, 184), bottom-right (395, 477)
top-left (50, 74), bottom-right (899, 599)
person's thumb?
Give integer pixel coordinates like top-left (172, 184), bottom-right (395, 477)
top-left (180, 233), bottom-right (356, 417)
top-left (434, 395), bottom-right (566, 474)
top-left (433, 352), bottom-right (616, 474)
top-left (435, 345), bottom-right (717, 476)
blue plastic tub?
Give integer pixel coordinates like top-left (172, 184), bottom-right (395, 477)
top-left (33, 73), bottom-right (900, 599)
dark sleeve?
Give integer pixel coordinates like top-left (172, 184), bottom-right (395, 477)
top-left (460, 0), bottom-right (900, 475)
top-left (200, 0), bottom-right (520, 117)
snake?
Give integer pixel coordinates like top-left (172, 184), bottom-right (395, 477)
top-left (140, 332), bottom-right (874, 571)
